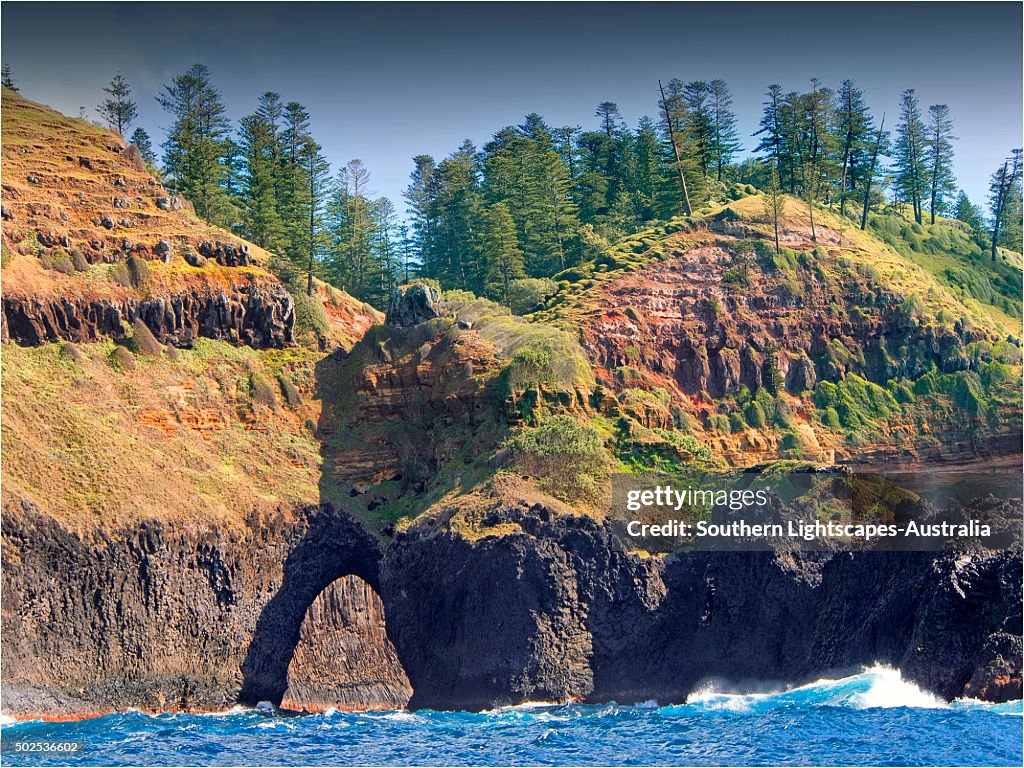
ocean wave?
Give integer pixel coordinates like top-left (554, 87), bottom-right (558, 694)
top-left (676, 665), bottom-right (953, 714)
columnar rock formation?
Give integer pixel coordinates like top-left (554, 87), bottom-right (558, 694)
top-left (281, 575), bottom-right (412, 712)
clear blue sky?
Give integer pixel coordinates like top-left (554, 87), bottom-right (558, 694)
top-left (3, 2), bottom-right (1021, 214)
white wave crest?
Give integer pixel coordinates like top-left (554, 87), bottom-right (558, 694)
top-left (684, 665), bottom-right (950, 713)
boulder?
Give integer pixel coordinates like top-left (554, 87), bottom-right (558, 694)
top-left (385, 283), bottom-right (442, 329)
top-left (153, 240), bottom-right (172, 260)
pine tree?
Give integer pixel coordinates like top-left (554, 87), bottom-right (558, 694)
top-left (754, 85), bottom-right (785, 184)
top-left (925, 104), bottom-right (957, 223)
top-left (834, 80), bottom-right (873, 215)
top-left (682, 81), bottom-right (714, 178)
top-left (659, 78), bottom-right (702, 214)
top-left (2, 63), bottom-right (19, 92)
top-left (237, 112), bottom-right (283, 249)
top-left (860, 113), bottom-right (889, 230)
top-left (97, 74), bottom-right (137, 135)
top-left (708, 80), bottom-right (741, 182)
top-left (278, 101), bottom-right (314, 260)
top-left (989, 149), bottom-right (1023, 259)
top-left (621, 117), bottom-right (662, 223)
top-left (157, 64), bottom-right (233, 225)
top-left (300, 138), bottom-right (331, 296)
top-left (953, 191), bottom-right (983, 231)
top-left (405, 155), bottom-right (437, 277)
top-left (894, 89), bottom-right (928, 224)
top-left (1002, 149), bottom-right (1023, 252)
top-left (343, 159), bottom-right (374, 297)
top-left (369, 197), bottom-right (401, 304)
top-left (129, 127), bottom-right (156, 165)
top-left (483, 201), bottom-right (525, 301)
top-left (595, 102), bottom-right (623, 137)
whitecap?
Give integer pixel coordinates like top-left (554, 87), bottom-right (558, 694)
top-left (847, 665), bottom-right (947, 710)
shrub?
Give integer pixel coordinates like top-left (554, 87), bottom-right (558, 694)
top-left (506, 278), bottom-right (557, 315)
top-left (822, 407), bottom-right (841, 429)
top-left (42, 251), bottom-right (74, 274)
top-left (745, 401), bottom-right (766, 428)
top-left (813, 375), bottom-right (898, 429)
top-left (250, 372), bottom-right (278, 409)
top-left (60, 342), bottom-right (84, 363)
top-left (707, 414), bottom-right (731, 434)
top-left (728, 412), bottom-right (746, 432)
top-left (857, 263), bottom-right (881, 282)
top-left (126, 255), bottom-right (150, 287)
top-left (505, 415), bottom-right (610, 503)
top-left (71, 249), bottom-right (89, 271)
top-left (278, 374), bottom-right (302, 406)
top-left (130, 318), bottom-right (162, 356)
top-left (722, 264), bottom-right (751, 288)
top-left (110, 346), bottom-right (136, 371)
top-left (901, 293), bottom-right (924, 320)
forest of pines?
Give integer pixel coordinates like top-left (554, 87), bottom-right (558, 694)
top-left (18, 62), bottom-right (1019, 312)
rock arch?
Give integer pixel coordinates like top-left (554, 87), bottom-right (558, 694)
top-left (238, 505), bottom-right (400, 706)
top-left (280, 575), bottom-right (411, 711)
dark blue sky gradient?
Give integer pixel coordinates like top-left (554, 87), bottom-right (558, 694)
top-left (3, 2), bottom-right (1021, 212)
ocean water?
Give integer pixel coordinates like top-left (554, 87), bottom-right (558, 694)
top-left (2, 667), bottom-right (1021, 767)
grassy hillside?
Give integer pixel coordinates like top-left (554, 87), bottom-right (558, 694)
top-left (0, 89), bottom-right (382, 529)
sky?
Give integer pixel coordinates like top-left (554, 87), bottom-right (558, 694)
top-left (3, 1), bottom-right (1021, 213)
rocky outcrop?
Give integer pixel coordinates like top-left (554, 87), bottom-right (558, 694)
top-left (2, 492), bottom-right (1019, 718)
top-left (385, 283), bottom-right (442, 328)
top-left (2, 283), bottom-right (295, 348)
top-left (382, 502), bottom-right (1023, 710)
top-left (581, 244), bottom-right (984, 402)
top-left (281, 575), bottom-right (412, 712)
top-left (0, 501), bottom-right (389, 718)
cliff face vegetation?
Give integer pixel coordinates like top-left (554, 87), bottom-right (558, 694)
top-left (1, 88), bottom-right (299, 348)
top-left (1, 91), bottom-right (1021, 718)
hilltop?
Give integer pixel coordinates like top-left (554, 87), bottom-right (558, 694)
top-left (519, 191), bottom-right (1023, 471)
top-left (1, 90), bottom-right (381, 528)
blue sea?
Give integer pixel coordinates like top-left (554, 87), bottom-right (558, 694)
top-left (2, 667), bottom-right (1021, 767)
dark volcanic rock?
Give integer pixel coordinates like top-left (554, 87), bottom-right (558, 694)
top-left (382, 503), bottom-right (1023, 710)
top-left (2, 283), bottom-right (295, 348)
top-left (0, 502), bottom-right (388, 717)
top-left (385, 283), bottom-right (442, 328)
top-left (197, 240), bottom-right (249, 267)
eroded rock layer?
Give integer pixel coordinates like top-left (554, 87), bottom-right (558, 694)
top-left (2, 284), bottom-right (295, 348)
top-left (281, 575), bottom-right (412, 711)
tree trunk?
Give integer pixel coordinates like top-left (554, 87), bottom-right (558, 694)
top-left (861, 114), bottom-right (885, 230)
top-left (658, 80), bottom-right (692, 216)
top-left (991, 163), bottom-right (1008, 261)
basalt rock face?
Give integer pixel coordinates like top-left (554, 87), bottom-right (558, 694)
top-left (281, 575), bottom-right (412, 712)
top-left (382, 503), bottom-right (1023, 710)
top-left (0, 502), bottom-right (388, 718)
top-left (2, 283), bottom-right (295, 348)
